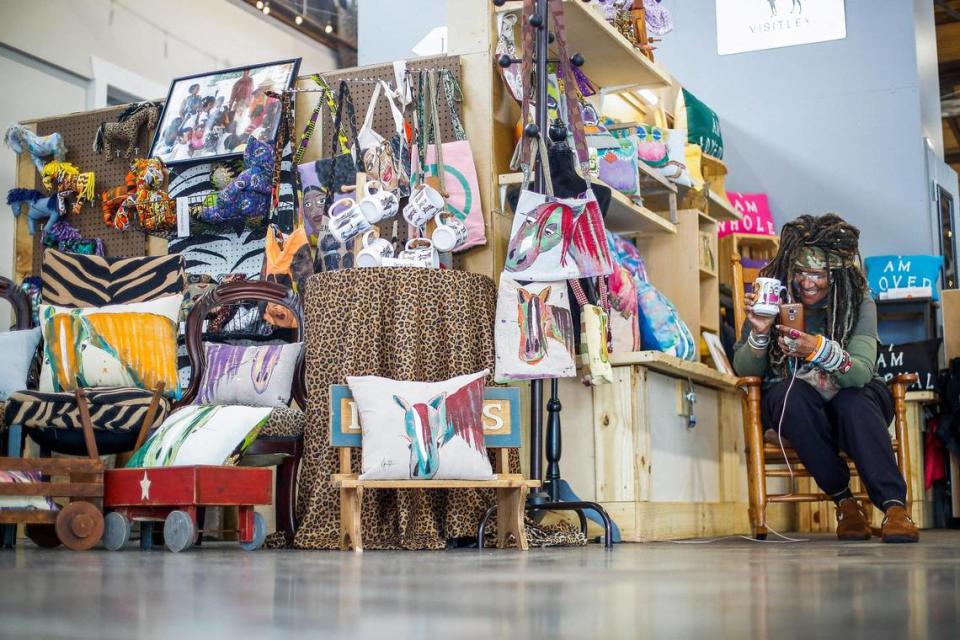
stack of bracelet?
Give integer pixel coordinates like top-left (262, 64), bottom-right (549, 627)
top-left (806, 335), bottom-right (853, 373)
top-left (747, 330), bottom-right (771, 350)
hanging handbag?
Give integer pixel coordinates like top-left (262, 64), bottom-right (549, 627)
top-left (410, 69), bottom-right (486, 251)
top-left (608, 264), bottom-right (641, 354)
top-left (570, 279), bottom-right (613, 385)
top-left (494, 274), bottom-right (577, 383)
top-left (496, 12), bottom-right (524, 103)
top-left (296, 76), bottom-right (357, 246)
top-left (262, 224), bottom-right (313, 328)
top-left (357, 80), bottom-right (410, 195)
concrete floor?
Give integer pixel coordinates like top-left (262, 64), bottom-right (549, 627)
top-left (1, 532), bottom-right (959, 640)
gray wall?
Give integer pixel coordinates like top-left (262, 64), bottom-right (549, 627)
top-left (655, 0), bottom-right (940, 258)
top-left (358, 0), bottom-right (447, 65)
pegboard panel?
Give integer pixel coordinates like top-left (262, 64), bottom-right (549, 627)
top-left (32, 105), bottom-right (155, 272)
top-left (293, 55), bottom-right (465, 260)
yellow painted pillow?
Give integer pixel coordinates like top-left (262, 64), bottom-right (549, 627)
top-left (39, 295), bottom-right (183, 399)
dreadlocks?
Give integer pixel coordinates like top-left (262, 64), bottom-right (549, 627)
top-left (760, 214), bottom-right (869, 376)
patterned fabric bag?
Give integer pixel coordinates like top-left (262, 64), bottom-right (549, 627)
top-left (494, 275), bottom-right (576, 383)
top-left (357, 80), bottom-right (411, 196)
top-left (262, 225), bottom-right (313, 328)
top-left (570, 279), bottom-right (613, 385)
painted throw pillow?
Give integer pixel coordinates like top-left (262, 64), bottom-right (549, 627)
top-left (0, 470), bottom-right (58, 511)
top-left (126, 404), bottom-right (271, 468)
top-left (347, 370), bottom-right (493, 481)
top-left (865, 255), bottom-right (944, 301)
top-left (0, 327), bottom-right (41, 401)
top-left (195, 342), bottom-right (302, 407)
top-left (39, 295), bottom-right (183, 399)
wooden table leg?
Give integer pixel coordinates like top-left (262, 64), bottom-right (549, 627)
top-left (496, 487), bottom-right (528, 550)
top-left (340, 486), bottom-right (363, 553)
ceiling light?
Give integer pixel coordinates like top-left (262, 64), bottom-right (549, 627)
top-left (295, 15), bottom-right (303, 24)
top-left (256, 0), bottom-right (264, 8)
top-left (634, 89), bottom-right (659, 106)
top-left (263, 3), bottom-right (271, 15)
top-left (325, 23), bottom-right (334, 34)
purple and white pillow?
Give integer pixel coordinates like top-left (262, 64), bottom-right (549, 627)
top-left (195, 342), bottom-right (302, 407)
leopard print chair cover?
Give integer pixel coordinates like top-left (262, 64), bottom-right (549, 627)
top-left (282, 268), bottom-right (583, 550)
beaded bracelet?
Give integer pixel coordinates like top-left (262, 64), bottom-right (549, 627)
top-left (806, 335), bottom-right (826, 362)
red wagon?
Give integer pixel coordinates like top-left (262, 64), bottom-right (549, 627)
top-left (103, 466), bottom-right (272, 553)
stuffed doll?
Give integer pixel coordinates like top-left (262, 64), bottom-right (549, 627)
top-left (111, 158), bottom-right (176, 232)
top-left (197, 136), bottom-right (275, 225)
top-left (41, 161), bottom-right (96, 216)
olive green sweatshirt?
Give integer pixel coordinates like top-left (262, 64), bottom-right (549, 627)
top-left (732, 297), bottom-right (879, 388)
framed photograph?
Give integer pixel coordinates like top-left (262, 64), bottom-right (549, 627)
top-left (703, 331), bottom-right (735, 376)
top-left (149, 58), bottom-right (301, 166)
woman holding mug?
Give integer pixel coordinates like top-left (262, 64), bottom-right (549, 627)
top-left (732, 214), bottom-right (918, 543)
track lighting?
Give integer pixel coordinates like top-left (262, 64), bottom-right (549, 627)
top-left (295, 15), bottom-right (304, 25)
top-left (256, 0), bottom-right (264, 8)
top-left (325, 23), bottom-right (334, 34)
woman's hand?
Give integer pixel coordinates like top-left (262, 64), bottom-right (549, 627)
top-left (776, 325), bottom-right (819, 359)
top-left (745, 287), bottom-right (776, 336)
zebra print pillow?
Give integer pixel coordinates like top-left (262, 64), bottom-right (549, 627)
top-left (3, 387), bottom-right (170, 432)
top-left (41, 250), bottom-right (185, 308)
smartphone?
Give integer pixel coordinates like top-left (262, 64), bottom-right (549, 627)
top-left (779, 303), bottom-right (805, 332)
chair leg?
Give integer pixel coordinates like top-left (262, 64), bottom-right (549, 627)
top-left (2, 424), bottom-right (24, 548)
top-left (890, 381), bottom-right (912, 516)
top-left (496, 487), bottom-right (528, 550)
top-left (276, 449), bottom-right (301, 541)
top-left (741, 384), bottom-right (768, 539)
top-left (340, 486), bottom-right (363, 553)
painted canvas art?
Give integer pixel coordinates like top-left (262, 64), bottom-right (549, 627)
top-left (495, 276), bottom-right (576, 382)
top-left (347, 370), bottom-right (494, 481)
top-left (39, 295), bottom-right (182, 398)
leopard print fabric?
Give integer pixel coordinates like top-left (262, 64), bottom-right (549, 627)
top-left (288, 268), bottom-right (583, 550)
top-left (258, 406), bottom-right (305, 438)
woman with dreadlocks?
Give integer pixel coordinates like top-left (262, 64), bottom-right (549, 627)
top-left (733, 214), bottom-right (918, 543)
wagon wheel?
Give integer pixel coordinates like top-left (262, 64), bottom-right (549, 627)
top-left (55, 502), bottom-right (105, 551)
top-left (163, 510), bottom-right (196, 553)
top-left (103, 512), bottom-right (132, 551)
top-left (25, 524), bottom-right (62, 549)
top-left (240, 512), bottom-right (267, 552)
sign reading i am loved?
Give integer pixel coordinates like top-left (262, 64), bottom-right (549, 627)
top-left (718, 192), bottom-right (777, 239)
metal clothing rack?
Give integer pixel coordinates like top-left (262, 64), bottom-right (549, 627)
top-left (481, 0), bottom-right (614, 548)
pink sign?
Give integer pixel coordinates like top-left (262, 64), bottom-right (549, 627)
top-left (718, 192), bottom-right (777, 239)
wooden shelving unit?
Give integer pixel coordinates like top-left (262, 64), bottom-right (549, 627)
top-left (497, 173), bottom-right (675, 235)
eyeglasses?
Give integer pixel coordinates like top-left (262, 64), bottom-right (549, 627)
top-left (794, 270), bottom-right (829, 285)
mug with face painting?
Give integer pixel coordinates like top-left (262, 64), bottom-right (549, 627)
top-left (358, 179), bottom-right (400, 224)
top-left (431, 211), bottom-right (468, 253)
top-left (356, 229), bottom-right (395, 268)
top-left (752, 277), bottom-right (786, 317)
top-left (396, 237), bottom-right (440, 269)
top-left (327, 197), bottom-right (371, 244)
top-left (402, 182), bottom-right (445, 229)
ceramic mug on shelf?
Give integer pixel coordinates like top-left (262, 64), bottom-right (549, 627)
top-left (358, 180), bottom-right (400, 224)
top-left (752, 277), bottom-right (786, 317)
top-left (327, 197), bottom-right (372, 244)
top-left (356, 229), bottom-right (395, 268)
top-left (431, 211), bottom-right (468, 253)
top-left (402, 183), bottom-right (445, 229)
top-left (396, 237), bottom-right (440, 269)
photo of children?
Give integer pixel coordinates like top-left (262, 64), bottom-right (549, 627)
top-left (150, 59), bottom-right (300, 165)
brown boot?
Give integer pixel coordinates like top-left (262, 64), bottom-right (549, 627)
top-left (835, 498), bottom-right (871, 541)
top-left (881, 505), bottom-right (919, 543)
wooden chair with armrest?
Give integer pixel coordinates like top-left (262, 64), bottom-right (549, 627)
top-left (730, 255), bottom-right (917, 538)
top-left (178, 280), bottom-right (306, 542)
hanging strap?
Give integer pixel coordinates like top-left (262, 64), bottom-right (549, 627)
top-left (427, 70), bottom-right (449, 199)
top-left (550, 0), bottom-right (591, 186)
top-left (269, 90), bottom-right (293, 213)
top-left (295, 74), bottom-right (348, 165)
top-left (439, 70), bottom-right (466, 141)
top-left (381, 80), bottom-right (406, 136)
top-left (570, 279), bottom-right (590, 308)
top-left (358, 80), bottom-right (385, 149)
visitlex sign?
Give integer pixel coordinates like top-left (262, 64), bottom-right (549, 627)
top-left (717, 192), bottom-right (777, 239)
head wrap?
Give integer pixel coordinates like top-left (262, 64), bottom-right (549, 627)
top-left (794, 246), bottom-right (855, 271)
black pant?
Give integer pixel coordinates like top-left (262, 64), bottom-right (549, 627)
top-left (761, 378), bottom-right (906, 508)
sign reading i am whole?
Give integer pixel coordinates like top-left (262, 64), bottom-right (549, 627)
top-left (718, 192), bottom-right (777, 239)
top-left (715, 0), bottom-right (847, 56)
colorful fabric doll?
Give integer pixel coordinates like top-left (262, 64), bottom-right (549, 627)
top-left (197, 137), bottom-right (275, 225)
top-left (117, 158), bottom-right (176, 232)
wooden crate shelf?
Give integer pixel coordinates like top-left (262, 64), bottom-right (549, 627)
top-left (496, 0), bottom-right (673, 92)
top-left (608, 350), bottom-right (738, 390)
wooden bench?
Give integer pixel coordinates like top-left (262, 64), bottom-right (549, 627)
top-left (329, 384), bottom-right (539, 552)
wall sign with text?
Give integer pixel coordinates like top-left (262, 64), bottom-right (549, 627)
top-left (715, 0), bottom-right (847, 56)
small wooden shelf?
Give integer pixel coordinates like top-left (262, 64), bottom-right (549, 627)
top-left (706, 191), bottom-right (742, 222)
top-left (608, 350), bottom-right (738, 390)
top-left (497, 0), bottom-right (673, 92)
top-left (699, 266), bottom-right (717, 280)
top-left (498, 173), bottom-right (676, 235)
